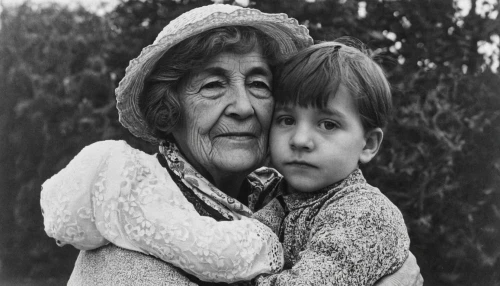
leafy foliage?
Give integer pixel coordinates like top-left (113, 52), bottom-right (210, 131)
top-left (0, 0), bottom-right (499, 285)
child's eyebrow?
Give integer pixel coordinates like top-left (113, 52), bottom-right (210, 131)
top-left (319, 107), bottom-right (347, 119)
top-left (274, 105), bottom-right (293, 112)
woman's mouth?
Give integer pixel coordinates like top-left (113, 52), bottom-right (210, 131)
top-left (216, 133), bottom-right (256, 141)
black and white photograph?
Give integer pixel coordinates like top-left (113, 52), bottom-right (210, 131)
top-left (0, 0), bottom-right (498, 285)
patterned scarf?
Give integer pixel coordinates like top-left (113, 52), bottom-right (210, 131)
top-left (159, 141), bottom-right (254, 221)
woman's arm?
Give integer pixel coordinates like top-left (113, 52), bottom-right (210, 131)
top-left (41, 141), bottom-right (284, 283)
top-left (41, 141), bottom-right (115, 250)
top-left (98, 179), bottom-right (284, 283)
top-left (374, 252), bottom-right (424, 286)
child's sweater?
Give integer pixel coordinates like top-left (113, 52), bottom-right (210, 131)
top-left (254, 168), bottom-right (410, 286)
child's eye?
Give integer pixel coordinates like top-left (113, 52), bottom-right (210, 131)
top-left (248, 81), bottom-right (271, 90)
top-left (319, 120), bottom-right (338, 130)
top-left (277, 116), bottom-right (295, 126)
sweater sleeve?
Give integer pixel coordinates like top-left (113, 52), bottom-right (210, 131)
top-left (41, 140), bottom-right (117, 250)
top-left (41, 140), bottom-right (284, 283)
top-left (251, 197), bottom-right (286, 236)
top-left (256, 190), bottom-right (410, 286)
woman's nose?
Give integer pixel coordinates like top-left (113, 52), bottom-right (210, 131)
top-left (289, 125), bottom-right (314, 151)
top-left (225, 85), bottom-right (254, 119)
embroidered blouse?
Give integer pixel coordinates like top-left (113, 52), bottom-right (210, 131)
top-left (254, 168), bottom-right (410, 286)
top-left (40, 140), bottom-right (283, 284)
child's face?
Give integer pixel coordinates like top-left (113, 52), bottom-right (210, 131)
top-left (270, 85), bottom-right (368, 193)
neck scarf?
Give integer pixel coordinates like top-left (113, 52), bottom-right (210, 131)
top-left (159, 141), bottom-right (253, 221)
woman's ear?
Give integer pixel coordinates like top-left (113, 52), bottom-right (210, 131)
top-left (359, 128), bottom-right (383, 164)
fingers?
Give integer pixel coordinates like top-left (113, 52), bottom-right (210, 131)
top-left (415, 273), bottom-right (424, 286)
top-left (407, 252), bottom-right (417, 265)
top-left (408, 252), bottom-right (423, 286)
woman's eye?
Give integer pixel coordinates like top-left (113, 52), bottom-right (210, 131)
top-left (197, 80), bottom-right (226, 99)
top-left (248, 81), bottom-right (270, 90)
top-left (320, 121), bottom-right (337, 130)
top-left (201, 81), bottom-right (224, 90)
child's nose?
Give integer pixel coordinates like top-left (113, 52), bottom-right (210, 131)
top-left (289, 126), bottom-right (314, 151)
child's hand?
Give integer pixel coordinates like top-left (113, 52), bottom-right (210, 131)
top-left (374, 252), bottom-right (423, 286)
top-left (251, 197), bottom-right (287, 236)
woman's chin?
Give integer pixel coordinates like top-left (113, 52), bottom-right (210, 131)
top-left (213, 151), bottom-right (264, 174)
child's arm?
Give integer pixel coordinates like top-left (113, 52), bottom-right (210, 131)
top-left (255, 190), bottom-right (410, 286)
top-left (251, 197), bottom-right (287, 236)
top-left (41, 141), bottom-right (284, 283)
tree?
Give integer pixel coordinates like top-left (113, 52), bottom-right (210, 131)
top-left (0, 0), bottom-right (499, 285)
top-left (0, 2), bottom-right (131, 280)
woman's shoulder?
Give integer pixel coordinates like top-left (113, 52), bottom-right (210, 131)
top-left (79, 140), bottom-right (140, 157)
top-left (77, 140), bottom-right (157, 166)
top-left (42, 140), bottom-right (157, 191)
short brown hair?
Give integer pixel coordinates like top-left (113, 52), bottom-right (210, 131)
top-left (273, 37), bottom-right (392, 130)
top-left (140, 26), bottom-right (282, 139)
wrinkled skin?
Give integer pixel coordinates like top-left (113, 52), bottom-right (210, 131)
top-left (171, 49), bottom-right (274, 197)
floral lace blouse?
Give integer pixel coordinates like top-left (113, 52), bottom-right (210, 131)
top-left (41, 140), bottom-right (283, 284)
top-left (254, 168), bottom-right (410, 286)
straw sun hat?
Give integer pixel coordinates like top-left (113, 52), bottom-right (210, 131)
top-left (116, 4), bottom-right (313, 144)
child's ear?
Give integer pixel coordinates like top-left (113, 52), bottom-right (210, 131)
top-left (359, 128), bottom-right (383, 164)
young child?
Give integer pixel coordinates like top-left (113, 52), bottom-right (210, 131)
top-left (42, 39), bottom-right (409, 285)
top-left (250, 39), bottom-right (410, 285)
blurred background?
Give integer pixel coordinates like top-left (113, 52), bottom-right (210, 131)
top-left (0, 0), bottom-right (499, 285)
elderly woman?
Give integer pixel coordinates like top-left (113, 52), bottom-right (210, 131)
top-left (41, 4), bottom-right (422, 286)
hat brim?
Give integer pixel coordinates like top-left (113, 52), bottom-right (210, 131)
top-left (116, 4), bottom-right (313, 144)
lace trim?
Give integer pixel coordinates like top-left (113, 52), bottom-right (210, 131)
top-left (41, 140), bottom-right (284, 282)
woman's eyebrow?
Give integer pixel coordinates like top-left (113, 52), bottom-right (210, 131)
top-left (200, 66), bottom-right (271, 78)
top-left (201, 67), bottom-right (228, 76)
top-left (247, 66), bottom-right (272, 78)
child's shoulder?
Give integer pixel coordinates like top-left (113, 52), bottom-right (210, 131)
top-left (317, 183), bottom-right (405, 227)
top-left (311, 183), bottom-right (409, 254)
top-left (306, 184), bottom-right (410, 285)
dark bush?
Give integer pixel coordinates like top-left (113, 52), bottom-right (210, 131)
top-left (0, 0), bottom-right (498, 285)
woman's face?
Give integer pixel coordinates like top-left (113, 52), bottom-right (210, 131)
top-left (171, 49), bottom-right (274, 185)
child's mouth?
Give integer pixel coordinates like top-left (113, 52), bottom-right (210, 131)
top-left (285, 161), bottom-right (317, 168)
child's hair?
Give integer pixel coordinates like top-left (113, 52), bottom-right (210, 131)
top-left (273, 37), bottom-right (392, 130)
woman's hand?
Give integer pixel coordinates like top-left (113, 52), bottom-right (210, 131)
top-left (375, 252), bottom-right (424, 286)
